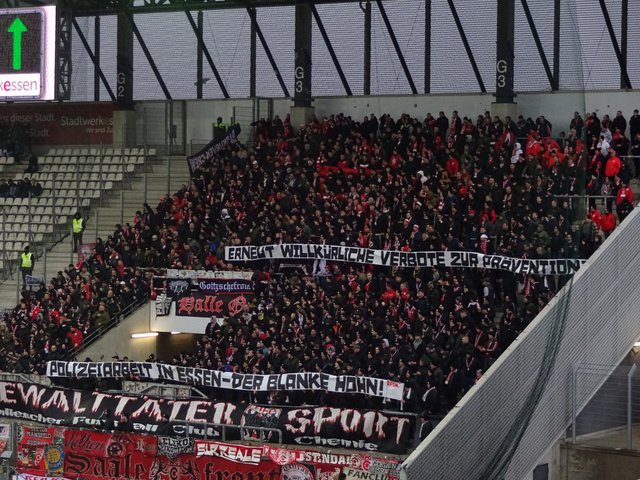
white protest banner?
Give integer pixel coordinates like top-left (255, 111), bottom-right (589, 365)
top-left (343, 467), bottom-right (394, 480)
top-left (45, 361), bottom-right (404, 401)
top-left (195, 440), bottom-right (263, 465)
top-left (225, 244), bottom-right (586, 275)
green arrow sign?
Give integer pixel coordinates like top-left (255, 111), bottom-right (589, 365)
top-left (8, 17), bottom-right (27, 71)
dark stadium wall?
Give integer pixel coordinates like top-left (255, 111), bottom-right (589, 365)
top-left (79, 298), bottom-right (197, 362)
top-left (559, 443), bottom-right (640, 480)
top-left (156, 333), bottom-right (200, 362)
top-left (81, 303), bottom-right (159, 361)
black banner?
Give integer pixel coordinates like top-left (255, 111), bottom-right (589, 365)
top-left (196, 278), bottom-right (254, 294)
top-left (166, 278), bottom-right (253, 301)
top-left (158, 436), bottom-right (195, 460)
top-left (187, 127), bottom-right (240, 175)
top-left (174, 292), bottom-right (251, 318)
top-left (0, 381), bottom-right (415, 454)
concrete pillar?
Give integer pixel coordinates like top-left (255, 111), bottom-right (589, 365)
top-left (294, 3), bottom-right (312, 107)
top-left (496, 0), bottom-right (515, 104)
top-left (290, 4), bottom-right (315, 127)
top-left (116, 13), bottom-right (134, 108)
top-left (491, 102), bottom-right (518, 122)
top-left (112, 110), bottom-right (137, 148)
top-left (290, 106), bottom-right (315, 131)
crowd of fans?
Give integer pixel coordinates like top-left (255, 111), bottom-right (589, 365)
top-left (0, 177), bottom-right (43, 198)
top-left (0, 255), bottom-right (152, 373)
top-left (2, 107), bottom-right (638, 416)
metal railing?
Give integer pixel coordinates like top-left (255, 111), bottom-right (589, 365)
top-left (121, 381), bottom-right (207, 399)
top-left (401, 206), bottom-right (640, 480)
top-left (0, 145), bottom-right (157, 285)
top-left (66, 294), bottom-right (149, 360)
top-left (570, 362), bottom-right (640, 451)
top-left (177, 420), bottom-right (282, 444)
top-left (0, 372), bottom-right (50, 385)
top-left (553, 194), bottom-right (617, 225)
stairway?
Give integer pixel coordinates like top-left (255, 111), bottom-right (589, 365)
top-left (0, 155), bottom-right (190, 310)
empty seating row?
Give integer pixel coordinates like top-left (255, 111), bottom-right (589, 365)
top-left (0, 156), bottom-right (15, 165)
top-left (36, 191), bottom-right (92, 203)
top-left (39, 180), bottom-right (114, 192)
top-left (0, 213), bottom-right (63, 227)
top-left (0, 242), bottom-right (27, 253)
top-left (39, 179), bottom-right (111, 189)
top-left (40, 162), bottom-right (137, 173)
top-left (0, 198), bottom-right (90, 208)
top-left (33, 166), bottom-right (130, 179)
top-left (40, 188), bottom-right (99, 200)
top-left (0, 232), bottom-right (44, 243)
top-left (40, 155), bottom-right (144, 166)
top-left (10, 224), bottom-right (54, 235)
top-left (0, 197), bottom-right (63, 207)
top-left (0, 197), bottom-right (42, 207)
top-left (46, 147), bottom-right (155, 156)
top-left (0, 203), bottom-right (48, 212)
top-left (0, 204), bottom-right (85, 215)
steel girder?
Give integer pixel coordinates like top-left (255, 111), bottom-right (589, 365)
top-left (60, 0), bottom-right (365, 16)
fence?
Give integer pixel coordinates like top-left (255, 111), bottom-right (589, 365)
top-left (178, 420), bottom-right (283, 444)
top-left (0, 100), bottom-right (195, 294)
top-left (0, 146), bottom-right (166, 307)
top-left (122, 381), bottom-right (206, 399)
top-left (0, 152), bottom-right (196, 307)
top-left (188, 97), bottom-right (273, 155)
top-left (401, 206), bottom-right (640, 480)
top-left (570, 362), bottom-right (640, 451)
top-left (0, 372), bottom-right (50, 386)
top-left (66, 293), bottom-right (149, 359)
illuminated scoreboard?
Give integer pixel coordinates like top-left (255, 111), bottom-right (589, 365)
top-left (0, 6), bottom-right (55, 101)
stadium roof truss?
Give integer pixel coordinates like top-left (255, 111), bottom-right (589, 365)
top-left (16, 0), bottom-right (634, 101)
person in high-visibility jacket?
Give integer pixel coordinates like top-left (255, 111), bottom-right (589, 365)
top-left (72, 211), bottom-right (85, 253)
top-left (212, 117), bottom-right (227, 142)
top-left (20, 245), bottom-right (34, 290)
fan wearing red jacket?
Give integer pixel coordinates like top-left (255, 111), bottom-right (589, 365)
top-left (599, 209), bottom-right (616, 236)
top-left (616, 182), bottom-right (635, 221)
top-left (445, 155), bottom-right (459, 176)
top-left (588, 207), bottom-right (601, 229)
top-left (616, 183), bottom-right (634, 206)
top-left (67, 326), bottom-right (84, 349)
top-left (526, 133), bottom-right (542, 158)
top-left (605, 151), bottom-right (622, 178)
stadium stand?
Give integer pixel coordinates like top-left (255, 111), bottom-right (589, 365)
top-left (1, 109), bottom-right (636, 419)
top-left (0, 147), bottom-right (156, 276)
